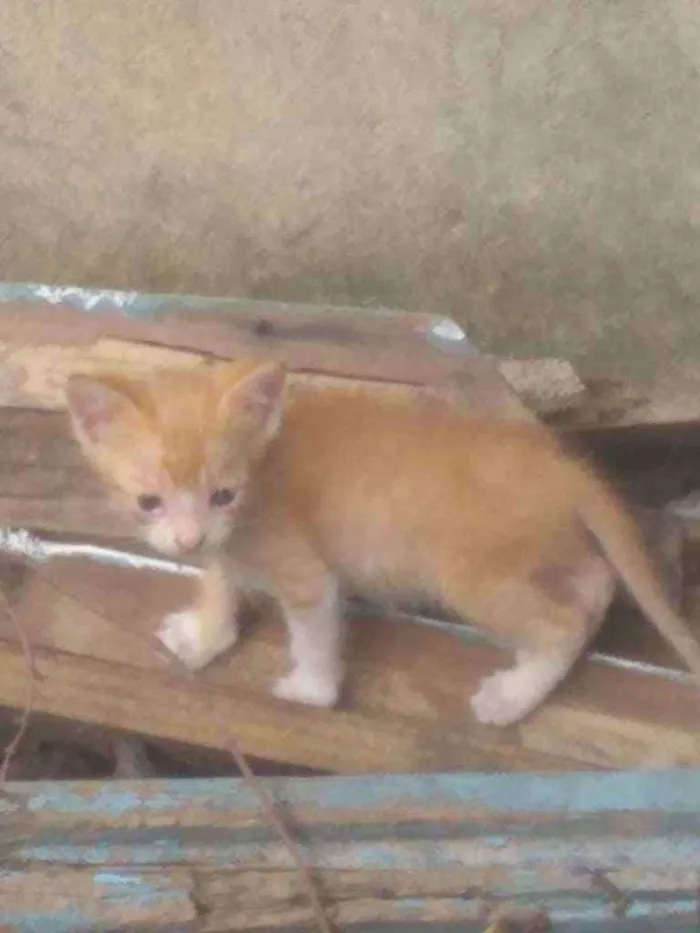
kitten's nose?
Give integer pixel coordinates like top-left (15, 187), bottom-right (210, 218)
top-left (174, 527), bottom-right (204, 552)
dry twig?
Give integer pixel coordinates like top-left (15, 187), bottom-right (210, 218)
top-left (0, 585), bottom-right (38, 781)
top-left (589, 869), bottom-right (630, 918)
top-left (230, 739), bottom-right (336, 933)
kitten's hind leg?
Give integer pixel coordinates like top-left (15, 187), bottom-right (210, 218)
top-left (158, 559), bottom-right (239, 670)
top-left (471, 643), bottom-right (585, 726)
top-left (272, 571), bottom-right (344, 709)
top-left (462, 554), bottom-right (614, 726)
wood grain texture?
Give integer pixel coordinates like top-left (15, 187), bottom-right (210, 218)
top-left (0, 298), bottom-right (523, 406)
top-left (0, 331), bottom-right (588, 420)
top-left (0, 330), bottom-right (540, 416)
top-left (0, 561), bottom-right (579, 775)
top-left (0, 557), bottom-right (698, 775)
top-left (0, 407), bottom-right (128, 537)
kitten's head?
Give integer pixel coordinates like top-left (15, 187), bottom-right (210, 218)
top-left (65, 360), bottom-right (286, 557)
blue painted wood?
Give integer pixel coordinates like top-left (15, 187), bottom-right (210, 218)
top-left (2, 769), bottom-right (699, 931)
top-left (17, 767), bottom-right (700, 815)
top-left (0, 281), bottom-right (430, 326)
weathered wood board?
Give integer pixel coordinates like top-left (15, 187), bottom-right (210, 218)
top-left (0, 292), bottom-right (537, 420)
top-left (0, 335), bottom-right (582, 418)
top-left (0, 283), bottom-right (696, 427)
top-left (0, 551), bottom-right (698, 775)
top-left (4, 769), bottom-right (700, 931)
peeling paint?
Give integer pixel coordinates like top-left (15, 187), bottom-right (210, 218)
top-left (9, 770), bottom-right (700, 817)
top-left (4, 768), bottom-right (700, 931)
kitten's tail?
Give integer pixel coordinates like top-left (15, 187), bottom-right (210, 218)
top-left (577, 468), bottom-right (700, 682)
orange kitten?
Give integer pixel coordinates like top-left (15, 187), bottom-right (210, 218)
top-left (65, 360), bottom-right (700, 725)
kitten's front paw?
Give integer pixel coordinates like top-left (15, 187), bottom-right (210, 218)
top-left (273, 667), bottom-right (341, 708)
top-left (157, 609), bottom-right (238, 671)
top-left (471, 669), bottom-right (530, 727)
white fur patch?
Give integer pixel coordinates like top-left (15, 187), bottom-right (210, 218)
top-left (276, 587), bottom-right (344, 707)
top-left (145, 522), bottom-right (179, 555)
top-left (157, 608), bottom-right (238, 670)
top-left (272, 666), bottom-right (341, 707)
top-left (471, 654), bottom-right (571, 726)
top-left (471, 668), bottom-right (535, 726)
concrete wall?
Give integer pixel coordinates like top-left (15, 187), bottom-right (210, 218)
top-left (2, 0), bottom-right (700, 383)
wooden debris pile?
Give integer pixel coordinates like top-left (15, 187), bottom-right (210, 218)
top-left (0, 291), bottom-right (697, 779)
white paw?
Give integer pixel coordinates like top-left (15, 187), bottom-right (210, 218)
top-left (157, 609), bottom-right (238, 671)
top-left (471, 668), bottom-right (532, 726)
top-left (272, 667), bottom-right (341, 708)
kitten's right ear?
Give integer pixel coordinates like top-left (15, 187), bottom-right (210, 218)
top-left (65, 375), bottom-right (136, 445)
top-left (218, 361), bottom-right (287, 443)
top-left (234, 362), bottom-right (287, 417)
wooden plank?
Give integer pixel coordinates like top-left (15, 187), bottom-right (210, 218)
top-left (3, 770), bottom-right (700, 930)
top-left (0, 295), bottom-right (535, 420)
top-left (0, 408), bottom-right (127, 537)
top-left (0, 869), bottom-right (195, 930)
top-left (0, 285), bottom-right (593, 419)
top-left (637, 508), bottom-right (685, 604)
top-left (0, 337), bottom-right (442, 409)
top-left (12, 282), bottom-right (700, 429)
top-left (0, 332), bottom-right (590, 419)
top-left (0, 295), bottom-right (462, 383)
top-left (0, 558), bottom-right (699, 774)
top-left (0, 330), bottom-right (536, 417)
top-left (0, 561), bottom-right (582, 775)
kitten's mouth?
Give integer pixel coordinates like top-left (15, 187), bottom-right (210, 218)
top-left (150, 544), bottom-right (208, 565)
top-left (181, 541), bottom-right (214, 559)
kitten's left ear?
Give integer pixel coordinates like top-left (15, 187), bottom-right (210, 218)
top-left (65, 374), bottom-right (139, 446)
top-left (220, 362), bottom-right (287, 438)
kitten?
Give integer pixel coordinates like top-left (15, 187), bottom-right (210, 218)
top-left (65, 360), bottom-right (700, 726)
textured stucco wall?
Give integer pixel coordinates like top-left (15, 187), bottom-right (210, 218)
top-left (2, 0), bottom-right (700, 383)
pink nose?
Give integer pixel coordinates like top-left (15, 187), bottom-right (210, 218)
top-left (174, 527), bottom-right (204, 552)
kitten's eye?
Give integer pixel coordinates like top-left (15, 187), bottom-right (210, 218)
top-left (210, 487), bottom-right (237, 508)
top-left (137, 494), bottom-right (164, 513)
